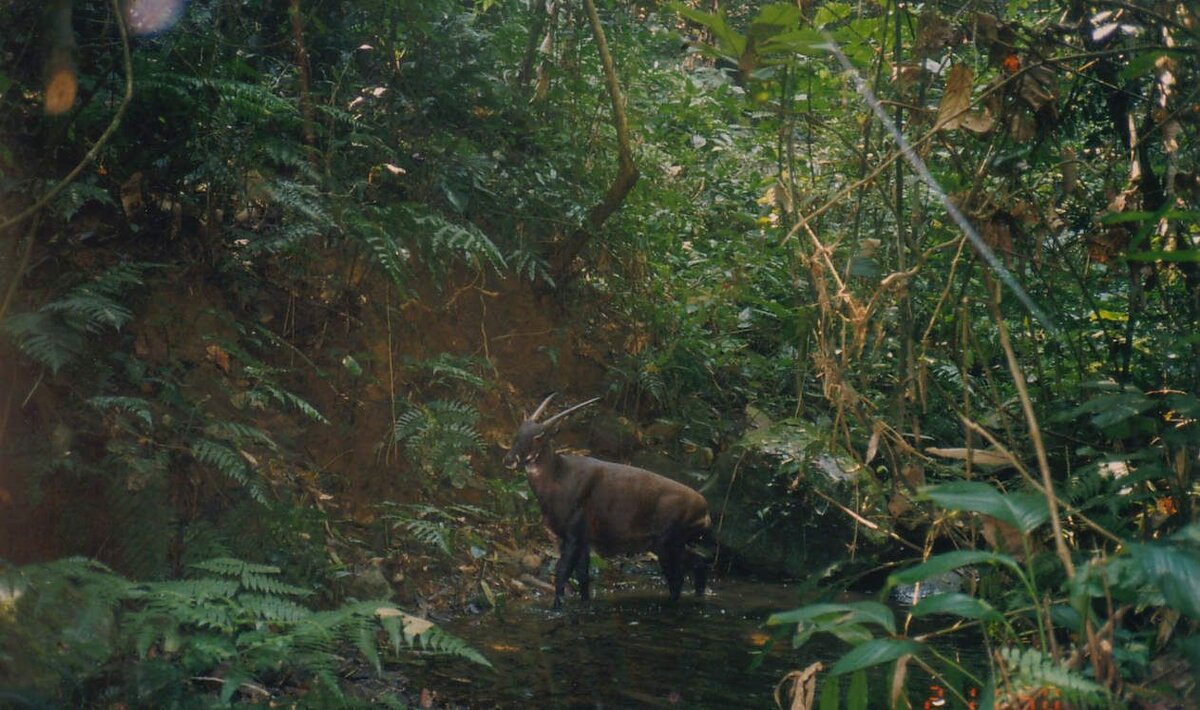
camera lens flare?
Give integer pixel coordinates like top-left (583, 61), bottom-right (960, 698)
top-left (124, 0), bottom-right (187, 36)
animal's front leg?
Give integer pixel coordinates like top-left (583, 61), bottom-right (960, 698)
top-left (553, 530), bottom-right (585, 609)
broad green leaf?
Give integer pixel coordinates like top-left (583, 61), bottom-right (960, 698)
top-left (1089, 392), bottom-right (1155, 428)
top-left (830, 623), bottom-right (875, 645)
top-left (1128, 542), bottom-right (1200, 620)
top-left (1120, 50), bottom-right (1188, 80)
top-left (910, 592), bottom-right (1003, 623)
top-left (819, 674), bottom-right (839, 710)
top-left (831, 638), bottom-right (921, 675)
top-left (758, 28), bottom-right (827, 57)
top-left (752, 4), bottom-right (802, 31)
top-left (887, 550), bottom-right (1021, 592)
top-left (847, 670), bottom-right (868, 710)
top-left (670, 2), bottom-right (746, 57)
top-left (767, 600), bottom-right (896, 634)
top-left (919, 481), bottom-right (1049, 534)
top-left (814, 2), bottom-right (851, 28)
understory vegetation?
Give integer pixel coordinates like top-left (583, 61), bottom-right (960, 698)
top-left (1, 0), bottom-right (1197, 706)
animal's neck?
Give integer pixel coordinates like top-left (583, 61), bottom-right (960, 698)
top-left (526, 448), bottom-right (562, 497)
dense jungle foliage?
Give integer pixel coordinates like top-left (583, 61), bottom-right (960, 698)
top-left (1, 0), bottom-right (1198, 706)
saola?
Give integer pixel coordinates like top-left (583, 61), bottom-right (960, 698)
top-left (504, 395), bottom-right (712, 608)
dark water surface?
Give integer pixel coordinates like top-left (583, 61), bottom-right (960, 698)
top-left (405, 576), bottom-right (836, 708)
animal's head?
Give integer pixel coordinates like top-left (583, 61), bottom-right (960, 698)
top-left (503, 394), bottom-right (600, 470)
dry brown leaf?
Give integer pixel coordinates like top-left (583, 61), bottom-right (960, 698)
top-left (891, 654), bottom-right (913, 709)
top-left (936, 65), bottom-right (973, 130)
top-left (982, 515), bottom-right (1026, 557)
top-left (925, 447), bottom-right (1015, 467)
top-left (901, 463), bottom-right (927, 489)
top-left (205, 343), bottom-right (231, 373)
top-left (774, 662), bottom-right (824, 710)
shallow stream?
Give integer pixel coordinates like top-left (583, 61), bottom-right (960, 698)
top-left (404, 575), bottom-right (842, 708)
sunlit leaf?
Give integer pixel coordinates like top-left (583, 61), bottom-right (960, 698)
top-left (910, 592), bottom-right (1003, 622)
top-left (831, 638), bottom-right (921, 675)
top-left (887, 550), bottom-right (1022, 592)
top-left (767, 601), bottom-right (896, 634)
top-left (919, 481), bottom-right (1049, 534)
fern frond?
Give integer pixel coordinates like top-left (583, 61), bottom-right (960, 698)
top-left (2, 312), bottom-right (84, 372)
top-left (249, 383), bottom-right (329, 423)
top-left (347, 209), bottom-right (410, 285)
top-left (397, 517), bottom-right (452, 556)
top-left (238, 571), bottom-right (309, 597)
top-left (90, 396), bottom-right (154, 428)
top-left (997, 647), bottom-right (1111, 708)
top-left (204, 421), bottom-right (278, 450)
top-left (190, 439), bottom-right (268, 503)
top-left (264, 179), bottom-right (331, 226)
top-left (403, 353), bottom-right (489, 391)
top-left (190, 558), bottom-right (282, 577)
top-left (399, 203), bottom-right (506, 273)
top-left (508, 247), bottom-right (556, 287)
top-left (235, 593), bottom-right (311, 622)
top-left (52, 180), bottom-right (115, 221)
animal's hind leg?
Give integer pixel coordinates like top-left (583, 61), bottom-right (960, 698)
top-left (690, 551), bottom-right (709, 596)
top-left (658, 540), bottom-right (686, 601)
top-left (574, 537), bottom-right (591, 601)
top-left (686, 530), bottom-right (713, 596)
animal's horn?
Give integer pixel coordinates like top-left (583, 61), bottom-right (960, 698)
top-left (529, 393), bottom-right (557, 422)
top-left (542, 396), bottom-right (602, 427)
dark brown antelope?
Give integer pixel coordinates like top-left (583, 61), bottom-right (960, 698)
top-left (504, 394), bottom-right (712, 608)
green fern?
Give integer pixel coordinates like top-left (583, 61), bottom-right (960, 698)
top-left (398, 203), bottom-right (506, 273)
top-left (404, 352), bottom-right (489, 391)
top-left (392, 399), bottom-right (483, 487)
top-left (2, 263), bottom-right (154, 373)
top-left (190, 438), bottom-right (268, 503)
top-left (380, 502), bottom-right (494, 556)
top-left (509, 246), bottom-right (557, 287)
top-left (347, 207), bottom-right (411, 286)
top-left (90, 395), bottom-right (155, 428)
top-left (997, 647), bottom-right (1111, 708)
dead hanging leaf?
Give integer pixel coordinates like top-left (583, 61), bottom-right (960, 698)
top-left (1061, 147), bottom-right (1077, 197)
top-left (935, 65), bottom-right (973, 130)
top-left (981, 515), bottom-right (1027, 557)
top-left (205, 343), bottom-right (231, 373)
top-left (1161, 119), bottom-right (1181, 154)
top-left (890, 654), bottom-right (912, 709)
top-left (916, 10), bottom-right (954, 54)
top-left (1018, 65), bottom-right (1058, 114)
top-left (901, 463), bottom-right (926, 490)
top-left (981, 219), bottom-right (1014, 257)
top-left (888, 490), bottom-right (913, 518)
top-left (121, 172), bottom-right (145, 219)
top-left (1088, 227), bottom-right (1129, 264)
top-left (865, 426), bottom-right (881, 464)
top-left (774, 662), bottom-right (824, 710)
top-left (925, 447), bottom-right (1015, 467)
top-left (1009, 112), bottom-right (1037, 142)
top-left (935, 65), bottom-right (994, 134)
top-left (890, 62), bottom-right (923, 94)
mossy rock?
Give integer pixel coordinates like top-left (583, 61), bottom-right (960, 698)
top-left (703, 414), bottom-right (877, 577)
